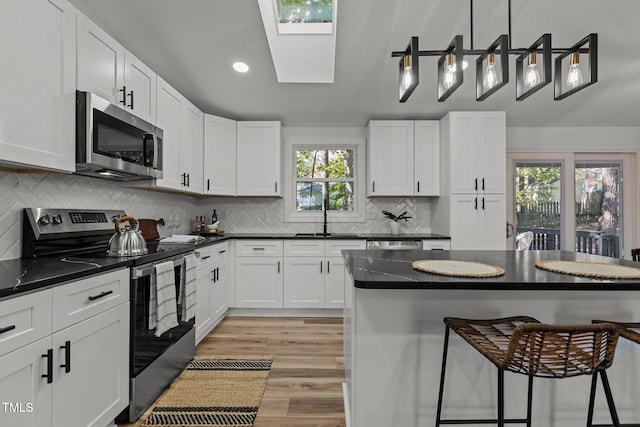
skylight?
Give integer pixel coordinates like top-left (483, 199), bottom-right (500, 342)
top-left (276, 0), bottom-right (333, 24)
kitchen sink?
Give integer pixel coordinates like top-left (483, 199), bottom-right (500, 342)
top-left (294, 232), bottom-right (358, 238)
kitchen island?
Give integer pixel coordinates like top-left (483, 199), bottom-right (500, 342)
top-left (343, 250), bottom-right (640, 427)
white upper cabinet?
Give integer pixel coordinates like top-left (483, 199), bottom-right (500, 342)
top-left (179, 98), bottom-right (204, 194)
top-left (367, 120), bottom-right (439, 196)
top-left (0, 0), bottom-right (76, 172)
top-left (155, 77), bottom-right (183, 191)
top-left (203, 114), bottom-right (237, 195)
top-left (77, 12), bottom-right (156, 123)
top-left (444, 112), bottom-right (506, 194)
top-left (236, 121), bottom-right (282, 196)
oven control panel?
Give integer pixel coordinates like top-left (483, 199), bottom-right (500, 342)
top-left (69, 212), bottom-right (109, 224)
top-left (24, 208), bottom-right (126, 235)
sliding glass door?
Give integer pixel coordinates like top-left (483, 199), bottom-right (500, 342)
top-left (508, 153), bottom-right (633, 259)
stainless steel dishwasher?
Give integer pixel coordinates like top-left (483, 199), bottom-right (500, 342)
top-left (366, 240), bottom-right (422, 250)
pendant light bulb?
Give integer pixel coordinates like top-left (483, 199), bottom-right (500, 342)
top-left (524, 52), bottom-right (541, 88)
top-left (483, 53), bottom-right (498, 90)
top-left (401, 55), bottom-right (413, 90)
top-left (443, 53), bottom-right (456, 89)
top-left (567, 52), bottom-right (584, 88)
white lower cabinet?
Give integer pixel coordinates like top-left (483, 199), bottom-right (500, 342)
top-left (283, 240), bottom-right (366, 309)
top-left (449, 194), bottom-right (507, 250)
top-left (195, 242), bottom-right (229, 344)
top-left (0, 269), bottom-right (129, 427)
top-left (422, 240), bottom-right (451, 251)
top-left (235, 241), bottom-right (283, 308)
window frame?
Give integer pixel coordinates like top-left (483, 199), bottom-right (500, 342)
top-left (284, 134), bottom-right (366, 223)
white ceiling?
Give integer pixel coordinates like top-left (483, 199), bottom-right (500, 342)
top-left (69, 0), bottom-right (640, 128)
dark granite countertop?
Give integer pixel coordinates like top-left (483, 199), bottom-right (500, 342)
top-left (1, 233), bottom-right (449, 300)
top-left (344, 249), bottom-right (640, 290)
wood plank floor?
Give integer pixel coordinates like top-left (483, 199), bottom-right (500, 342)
top-left (119, 316), bottom-right (346, 427)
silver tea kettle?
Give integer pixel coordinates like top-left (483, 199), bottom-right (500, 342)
top-left (107, 215), bottom-right (148, 257)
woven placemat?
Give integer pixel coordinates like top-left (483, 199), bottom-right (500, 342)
top-left (412, 260), bottom-right (505, 278)
top-left (535, 260), bottom-right (640, 279)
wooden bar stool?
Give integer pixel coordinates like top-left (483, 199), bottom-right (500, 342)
top-left (591, 320), bottom-right (640, 427)
top-left (435, 316), bottom-right (621, 427)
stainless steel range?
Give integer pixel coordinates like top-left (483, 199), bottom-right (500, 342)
top-left (22, 208), bottom-right (196, 422)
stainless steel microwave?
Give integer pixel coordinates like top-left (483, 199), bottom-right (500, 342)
top-left (76, 91), bottom-right (163, 181)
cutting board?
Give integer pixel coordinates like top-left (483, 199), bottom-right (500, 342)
top-left (138, 218), bottom-right (164, 241)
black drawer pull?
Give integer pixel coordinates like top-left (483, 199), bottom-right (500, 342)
top-left (42, 349), bottom-right (53, 384)
top-left (0, 325), bottom-right (16, 335)
top-left (119, 86), bottom-right (127, 105)
top-left (252, 247), bottom-right (265, 251)
top-left (218, 250), bottom-right (227, 254)
top-left (88, 290), bottom-right (113, 301)
top-left (60, 340), bottom-right (71, 373)
top-left (201, 255), bottom-right (211, 260)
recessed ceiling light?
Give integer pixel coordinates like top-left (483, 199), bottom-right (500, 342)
top-left (233, 62), bottom-right (250, 73)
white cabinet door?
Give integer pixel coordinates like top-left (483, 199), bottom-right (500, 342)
top-left (325, 256), bottom-right (347, 308)
top-left (51, 303), bottom-right (129, 427)
top-left (236, 122), bottom-right (282, 196)
top-left (180, 98), bottom-right (204, 194)
top-left (478, 194), bottom-right (507, 250)
top-left (235, 257), bottom-right (283, 308)
top-left (211, 257), bottom-right (228, 321)
top-left (204, 114), bottom-right (237, 195)
top-left (0, 0), bottom-right (76, 172)
top-left (0, 337), bottom-right (52, 427)
top-left (448, 112), bottom-right (506, 194)
top-left (0, 289), bottom-right (52, 357)
top-left (124, 51), bottom-right (156, 123)
top-left (284, 257), bottom-right (325, 308)
top-left (155, 77), bottom-right (182, 191)
top-left (414, 120), bottom-right (440, 196)
top-left (367, 121), bottom-right (414, 196)
top-left (449, 195), bottom-right (480, 250)
top-left (76, 11), bottom-right (124, 105)
top-left (195, 267), bottom-right (213, 344)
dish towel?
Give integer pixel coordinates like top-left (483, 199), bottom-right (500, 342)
top-left (179, 253), bottom-right (197, 322)
top-left (148, 260), bottom-right (179, 337)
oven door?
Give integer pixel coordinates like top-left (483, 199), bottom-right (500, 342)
top-left (130, 255), bottom-right (195, 378)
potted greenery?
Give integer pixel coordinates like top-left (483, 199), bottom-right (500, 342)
top-left (382, 210), bottom-right (412, 234)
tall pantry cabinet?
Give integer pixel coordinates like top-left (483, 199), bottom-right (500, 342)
top-left (431, 112), bottom-right (507, 250)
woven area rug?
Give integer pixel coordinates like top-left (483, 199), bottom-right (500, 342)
top-left (141, 355), bottom-right (273, 426)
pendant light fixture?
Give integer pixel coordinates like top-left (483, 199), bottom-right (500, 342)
top-left (392, 0), bottom-right (597, 102)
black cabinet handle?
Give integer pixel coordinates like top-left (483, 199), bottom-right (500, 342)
top-left (482, 178), bottom-right (485, 191)
top-left (218, 250), bottom-right (226, 254)
top-left (482, 197), bottom-right (485, 210)
top-left (320, 261), bottom-right (323, 273)
top-left (201, 255), bottom-right (211, 260)
top-left (207, 179), bottom-right (210, 191)
top-left (60, 340), bottom-right (71, 373)
top-left (275, 181), bottom-right (278, 193)
top-left (42, 349), bottom-right (53, 384)
top-left (327, 260), bottom-right (330, 274)
top-left (88, 290), bottom-right (113, 301)
top-left (372, 181), bottom-right (375, 193)
top-left (181, 173), bottom-right (185, 186)
top-left (216, 267), bottom-right (219, 282)
top-left (128, 90), bottom-right (134, 109)
top-left (277, 261), bottom-right (280, 273)
top-left (0, 325), bottom-right (16, 335)
top-left (119, 86), bottom-right (127, 105)
top-left (417, 181), bottom-right (420, 193)
top-left (474, 178), bottom-right (478, 191)
top-left (474, 197), bottom-right (478, 210)
top-left (252, 247), bottom-right (265, 251)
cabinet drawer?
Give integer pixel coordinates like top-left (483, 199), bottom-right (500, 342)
top-left (196, 247), bottom-right (215, 269)
top-left (325, 240), bottom-right (366, 257)
top-left (52, 269), bottom-right (129, 332)
top-left (423, 240), bottom-right (451, 251)
top-left (236, 240), bottom-right (283, 257)
top-left (211, 242), bottom-right (229, 262)
top-left (284, 240), bottom-right (324, 257)
top-left (0, 289), bottom-right (52, 357)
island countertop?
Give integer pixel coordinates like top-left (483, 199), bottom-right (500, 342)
top-left (343, 249), bottom-right (640, 289)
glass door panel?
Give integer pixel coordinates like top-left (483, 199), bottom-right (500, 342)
top-left (514, 162), bottom-right (562, 250)
top-left (574, 161), bottom-right (622, 258)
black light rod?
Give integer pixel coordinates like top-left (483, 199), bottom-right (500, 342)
top-left (391, 47), bottom-right (590, 58)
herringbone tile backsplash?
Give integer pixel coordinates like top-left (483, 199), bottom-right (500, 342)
top-left (0, 171), bottom-right (433, 260)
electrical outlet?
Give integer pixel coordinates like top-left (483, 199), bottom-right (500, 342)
top-left (260, 210), bottom-right (268, 220)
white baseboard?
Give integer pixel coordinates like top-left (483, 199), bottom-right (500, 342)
top-left (226, 307), bottom-right (343, 317)
top-left (343, 382), bottom-right (351, 427)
